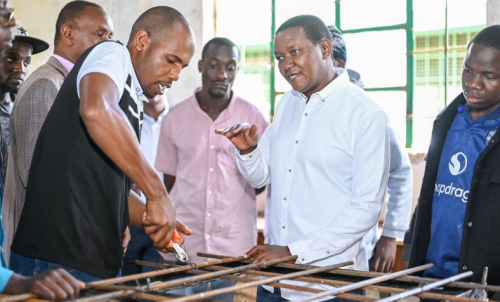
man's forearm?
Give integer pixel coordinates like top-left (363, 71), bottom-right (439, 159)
top-left (128, 191), bottom-right (145, 227)
top-left (79, 74), bottom-right (165, 199)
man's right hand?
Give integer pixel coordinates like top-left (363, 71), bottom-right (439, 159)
top-left (142, 192), bottom-right (177, 251)
top-left (215, 123), bottom-right (259, 154)
top-left (4, 269), bottom-right (84, 301)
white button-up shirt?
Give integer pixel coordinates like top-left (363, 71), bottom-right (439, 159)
top-left (141, 110), bottom-right (167, 181)
top-left (235, 69), bottom-right (390, 301)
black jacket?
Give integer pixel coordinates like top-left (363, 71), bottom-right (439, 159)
top-left (409, 93), bottom-right (500, 285)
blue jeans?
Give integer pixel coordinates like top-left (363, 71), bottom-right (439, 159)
top-left (122, 226), bottom-right (162, 276)
top-left (166, 279), bottom-right (235, 301)
top-left (10, 252), bottom-right (103, 283)
top-left (257, 286), bottom-right (363, 302)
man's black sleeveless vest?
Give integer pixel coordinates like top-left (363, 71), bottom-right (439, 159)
top-left (12, 41), bottom-right (141, 278)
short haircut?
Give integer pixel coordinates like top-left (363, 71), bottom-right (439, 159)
top-left (54, 1), bottom-right (103, 45)
top-left (201, 37), bottom-right (240, 60)
top-left (469, 25), bottom-right (500, 51)
top-left (276, 15), bottom-right (332, 45)
top-left (127, 6), bottom-right (191, 46)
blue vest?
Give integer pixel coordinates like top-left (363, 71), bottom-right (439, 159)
top-left (425, 106), bottom-right (500, 279)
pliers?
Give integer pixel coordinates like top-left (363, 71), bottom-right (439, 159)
top-left (167, 230), bottom-right (189, 263)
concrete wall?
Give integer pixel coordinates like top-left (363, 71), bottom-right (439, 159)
top-left (487, 0), bottom-right (500, 25)
top-left (12, 0), bottom-right (213, 104)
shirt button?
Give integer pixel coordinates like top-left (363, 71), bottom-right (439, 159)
top-left (295, 140), bottom-right (299, 144)
top-left (463, 265), bottom-right (468, 270)
top-left (302, 258), bottom-right (305, 261)
top-left (249, 155), bottom-right (253, 158)
top-left (284, 197), bottom-right (287, 201)
top-left (210, 145), bottom-right (215, 149)
top-left (208, 213), bottom-right (211, 217)
top-left (288, 169), bottom-right (292, 172)
top-left (209, 168), bottom-right (214, 172)
top-left (492, 139), bottom-right (496, 143)
top-left (327, 251), bottom-right (330, 254)
top-left (468, 221), bottom-right (472, 227)
top-left (282, 225), bottom-right (286, 229)
top-left (207, 235), bottom-right (211, 239)
top-left (208, 190), bottom-right (213, 194)
top-left (305, 113), bottom-right (308, 116)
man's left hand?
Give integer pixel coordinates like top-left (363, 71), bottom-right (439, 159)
top-left (369, 236), bottom-right (396, 273)
top-left (122, 226), bottom-right (131, 254)
top-left (243, 245), bottom-right (295, 268)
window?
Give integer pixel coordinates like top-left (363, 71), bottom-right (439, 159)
top-left (214, 0), bottom-right (486, 149)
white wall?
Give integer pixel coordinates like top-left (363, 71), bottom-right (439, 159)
top-left (487, 0), bottom-right (500, 25)
top-left (12, 0), bottom-right (213, 104)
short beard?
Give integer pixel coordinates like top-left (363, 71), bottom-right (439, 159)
top-left (208, 88), bottom-right (228, 99)
top-left (0, 80), bottom-right (19, 95)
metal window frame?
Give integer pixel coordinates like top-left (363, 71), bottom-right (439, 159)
top-left (269, 0), bottom-right (415, 146)
top-left (334, 0), bottom-right (415, 147)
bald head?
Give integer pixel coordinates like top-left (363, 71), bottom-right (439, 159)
top-left (127, 6), bottom-right (195, 99)
top-left (127, 6), bottom-right (193, 46)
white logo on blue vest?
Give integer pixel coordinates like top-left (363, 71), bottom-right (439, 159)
top-left (486, 130), bottom-right (497, 145)
top-left (449, 152), bottom-right (467, 176)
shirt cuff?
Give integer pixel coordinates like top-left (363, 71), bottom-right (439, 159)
top-left (381, 228), bottom-right (406, 239)
top-left (0, 267), bottom-right (13, 293)
top-left (234, 145), bottom-right (260, 161)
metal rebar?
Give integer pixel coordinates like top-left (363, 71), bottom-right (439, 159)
top-left (294, 264), bottom-right (446, 302)
top-left (161, 261), bottom-right (358, 302)
top-left (187, 269), bottom-right (377, 302)
top-left (198, 252), bottom-right (500, 292)
top-left (87, 255), bottom-right (249, 287)
top-left (75, 289), bottom-right (136, 302)
top-left (0, 293), bottom-right (35, 302)
top-left (202, 265), bottom-right (484, 302)
top-left (377, 271), bottom-right (474, 302)
top-left (148, 255), bottom-right (300, 291)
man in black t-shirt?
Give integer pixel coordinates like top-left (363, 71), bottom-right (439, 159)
top-left (11, 6), bottom-right (195, 281)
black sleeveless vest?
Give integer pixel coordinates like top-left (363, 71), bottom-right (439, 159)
top-left (12, 41), bottom-right (141, 278)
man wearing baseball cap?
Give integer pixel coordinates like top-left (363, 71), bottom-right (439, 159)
top-left (0, 23), bottom-right (48, 185)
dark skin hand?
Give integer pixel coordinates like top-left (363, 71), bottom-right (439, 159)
top-left (369, 236), bottom-right (397, 273)
top-left (122, 226), bottom-right (131, 254)
top-left (4, 269), bottom-right (84, 301)
top-left (214, 122), bottom-right (260, 155)
top-left (243, 245), bottom-right (295, 269)
top-left (127, 190), bottom-right (192, 253)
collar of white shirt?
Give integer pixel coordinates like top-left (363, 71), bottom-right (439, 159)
top-left (143, 109), bottom-right (167, 124)
top-left (292, 67), bottom-right (350, 103)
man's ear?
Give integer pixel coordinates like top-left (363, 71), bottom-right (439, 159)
top-left (134, 30), bottom-right (151, 52)
top-left (198, 59), bottom-right (203, 73)
top-left (320, 39), bottom-right (333, 60)
top-left (60, 25), bottom-right (74, 46)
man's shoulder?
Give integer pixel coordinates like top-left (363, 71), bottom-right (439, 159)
top-left (17, 63), bottom-right (63, 99)
top-left (342, 84), bottom-right (385, 115)
top-left (165, 95), bottom-right (196, 117)
top-left (87, 41), bottom-right (128, 61)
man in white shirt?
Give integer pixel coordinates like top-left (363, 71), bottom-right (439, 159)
top-left (216, 15), bottom-right (390, 301)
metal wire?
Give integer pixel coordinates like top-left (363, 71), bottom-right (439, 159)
top-left (377, 271), bottom-right (474, 302)
top-left (198, 252), bottom-right (500, 292)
